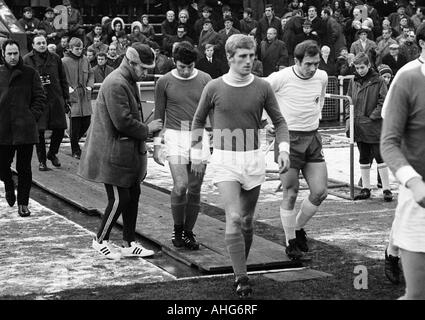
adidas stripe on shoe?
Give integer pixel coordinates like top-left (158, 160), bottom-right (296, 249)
top-left (120, 242), bottom-right (154, 258)
top-left (92, 239), bottom-right (121, 260)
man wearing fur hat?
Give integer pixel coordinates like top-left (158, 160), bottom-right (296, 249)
top-left (78, 43), bottom-right (163, 260)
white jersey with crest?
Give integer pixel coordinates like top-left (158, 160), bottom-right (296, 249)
top-left (266, 66), bottom-right (328, 131)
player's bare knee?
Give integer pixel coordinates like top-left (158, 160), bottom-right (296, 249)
top-left (310, 189), bottom-right (327, 206)
top-left (226, 212), bottom-right (242, 232)
top-left (173, 183), bottom-right (188, 196)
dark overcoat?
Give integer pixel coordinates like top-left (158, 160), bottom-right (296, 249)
top-left (23, 50), bottom-right (69, 130)
top-left (77, 59), bottom-right (150, 188)
top-left (0, 59), bottom-right (45, 145)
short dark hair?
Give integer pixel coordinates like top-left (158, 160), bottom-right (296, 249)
top-left (353, 52), bottom-right (370, 65)
top-left (33, 33), bottom-right (47, 43)
top-left (294, 40), bottom-right (320, 62)
top-left (173, 41), bottom-right (198, 64)
top-left (86, 48), bottom-right (96, 55)
top-left (97, 52), bottom-right (107, 59)
top-left (94, 23), bottom-right (102, 30)
top-left (2, 39), bottom-right (20, 54)
top-left (322, 8), bottom-right (331, 16)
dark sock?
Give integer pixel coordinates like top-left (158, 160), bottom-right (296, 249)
top-left (184, 192), bottom-right (201, 232)
top-left (241, 228), bottom-right (254, 259)
top-left (171, 190), bottom-right (187, 225)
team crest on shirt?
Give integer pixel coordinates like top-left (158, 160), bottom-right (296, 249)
top-left (314, 96), bottom-right (320, 104)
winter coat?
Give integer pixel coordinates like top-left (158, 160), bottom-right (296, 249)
top-left (256, 16), bottom-right (282, 44)
top-left (23, 50), bottom-right (69, 130)
top-left (350, 39), bottom-right (378, 67)
top-left (77, 59), bottom-right (150, 188)
top-left (260, 39), bottom-right (289, 77)
top-left (0, 59), bottom-right (45, 145)
top-left (93, 64), bottom-right (114, 83)
top-left (37, 18), bottom-right (65, 45)
top-left (346, 70), bottom-right (387, 144)
top-left (62, 53), bottom-right (94, 118)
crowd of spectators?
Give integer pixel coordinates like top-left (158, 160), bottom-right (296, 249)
top-left (2, 0), bottom-right (425, 81)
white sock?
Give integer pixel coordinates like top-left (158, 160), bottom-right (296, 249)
top-left (378, 164), bottom-right (391, 191)
top-left (360, 165), bottom-right (371, 189)
top-left (280, 207), bottom-right (296, 246)
top-left (296, 198), bottom-right (319, 230)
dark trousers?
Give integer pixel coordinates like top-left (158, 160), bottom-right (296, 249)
top-left (70, 116), bottom-right (91, 155)
top-left (0, 144), bottom-right (34, 206)
top-left (357, 142), bottom-right (384, 165)
top-left (96, 183), bottom-right (141, 243)
top-left (36, 129), bottom-right (65, 164)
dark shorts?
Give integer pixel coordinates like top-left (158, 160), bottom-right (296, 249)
top-left (275, 130), bottom-right (325, 170)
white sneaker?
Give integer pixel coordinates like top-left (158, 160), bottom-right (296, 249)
top-left (121, 242), bottom-right (154, 258)
top-left (92, 239), bottom-right (121, 260)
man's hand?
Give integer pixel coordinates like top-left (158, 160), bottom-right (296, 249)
top-left (147, 119), bottom-right (163, 134)
top-left (407, 177), bottom-right (425, 208)
top-left (277, 151), bottom-right (290, 174)
top-left (153, 145), bottom-right (164, 166)
top-left (191, 160), bottom-right (206, 178)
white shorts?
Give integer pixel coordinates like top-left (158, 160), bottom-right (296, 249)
top-left (209, 149), bottom-right (266, 190)
top-left (164, 129), bottom-right (211, 164)
top-left (392, 185), bottom-right (425, 253)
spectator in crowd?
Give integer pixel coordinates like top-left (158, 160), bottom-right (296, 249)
top-left (350, 28), bottom-right (377, 68)
top-left (63, 0), bottom-right (85, 44)
top-left (239, 7), bottom-right (258, 35)
top-left (87, 35), bottom-right (109, 55)
top-left (108, 17), bottom-right (125, 44)
top-left (397, 26), bottom-right (413, 45)
top-left (198, 18), bottom-right (225, 61)
top-left (93, 52), bottom-right (114, 83)
top-left (406, 0), bottom-right (418, 16)
top-left (337, 47), bottom-right (356, 75)
top-left (243, 0), bottom-right (265, 21)
top-left (147, 41), bottom-right (175, 77)
top-left (400, 29), bottom-right (420, 61)
top-left (287, 0), bottom-right (301, 13)
top-left (217, 4), bottom-right (241, 32)
top-left (18, 7), bottom-right (40, 52)
top-left (306, 6), bottom-right (326, 42)
top-left (382, 42), bottom-right (409, 74)
top-left (345, 6), bottom-right (374, 48)
top-left (260, 27), bottom-right (289, 77)
top-left (196, 43), bottom-right (227, 78)
top-left (140, 15), bottom-right (156, 41)
top-left (395, 16), bottom-right (414, 36)
top-left (218, 16), bottom-right (241, 43)
top-left (177, 9), bottom-right (196, 41)
top-left (85, 24), bottom-right (108, 47)
top-left (62, 37), bottom-right (95, 159)
top-left (376, 27), bottom-right (398, 66)
top-left (165, 24), bottom-right (194, 55)
top-left (389, 4), bottom-right (409, 30)
top-left (47, 43), bottom-right (57, 54)
top-left (319, 45), bottom-right (337, 76)
top-left (115, 31), bottom-right (130, 56)
top-left (56, 35), bottom-right (70, 58)
top-left (23, 34), bottom-right (69, 172)
top-left (374, 0), bottom-right (398, 18)
top-left (161, 10), bottom-right (178, 49)
top-left (194, 6), bottom-right (217, 43)
top-left (321, 7), bottom-right (346, 64)
top-left (128, 21), bottom-right (148, 44)
top-left (283, 9), bottom-right (305, 63)
top-left (293, 20), bottom-right (321, 51)
top-left (302, 0), bottom-right (323, 16)
top-left (86, 48), bottom-right (97, 68)
top-left (256, 4), bottom-right (282, 46)
top-left (377, 63), bottom-right (393, 88)
top-left (106, 43), bottom-right (123, 69)
top-left (0, 39), bottom-right (45, 217)
top-left (37, 7), bottom-right (65, 45)
top-left (410, 6), bottom-right (425, 29)
top-left (345, 52), bottom-right (392, 202)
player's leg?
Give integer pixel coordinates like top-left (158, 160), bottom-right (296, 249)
top-left (280, 168), bottom-right (303, 259)
top-left (168, 157), bottom-right (190, 248)
top-left (398, 249), bottom-right (425, 299)
top-left (183, 163), bottom-right (206, 250)
top-left (240, 185), bottom-right (261, 259)
top-left (295, 161), bottom-right (328, 252)
top-left (216, 180), bottom-right (253, 297)
top-left (385, 226), bottom-right (401, 284)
